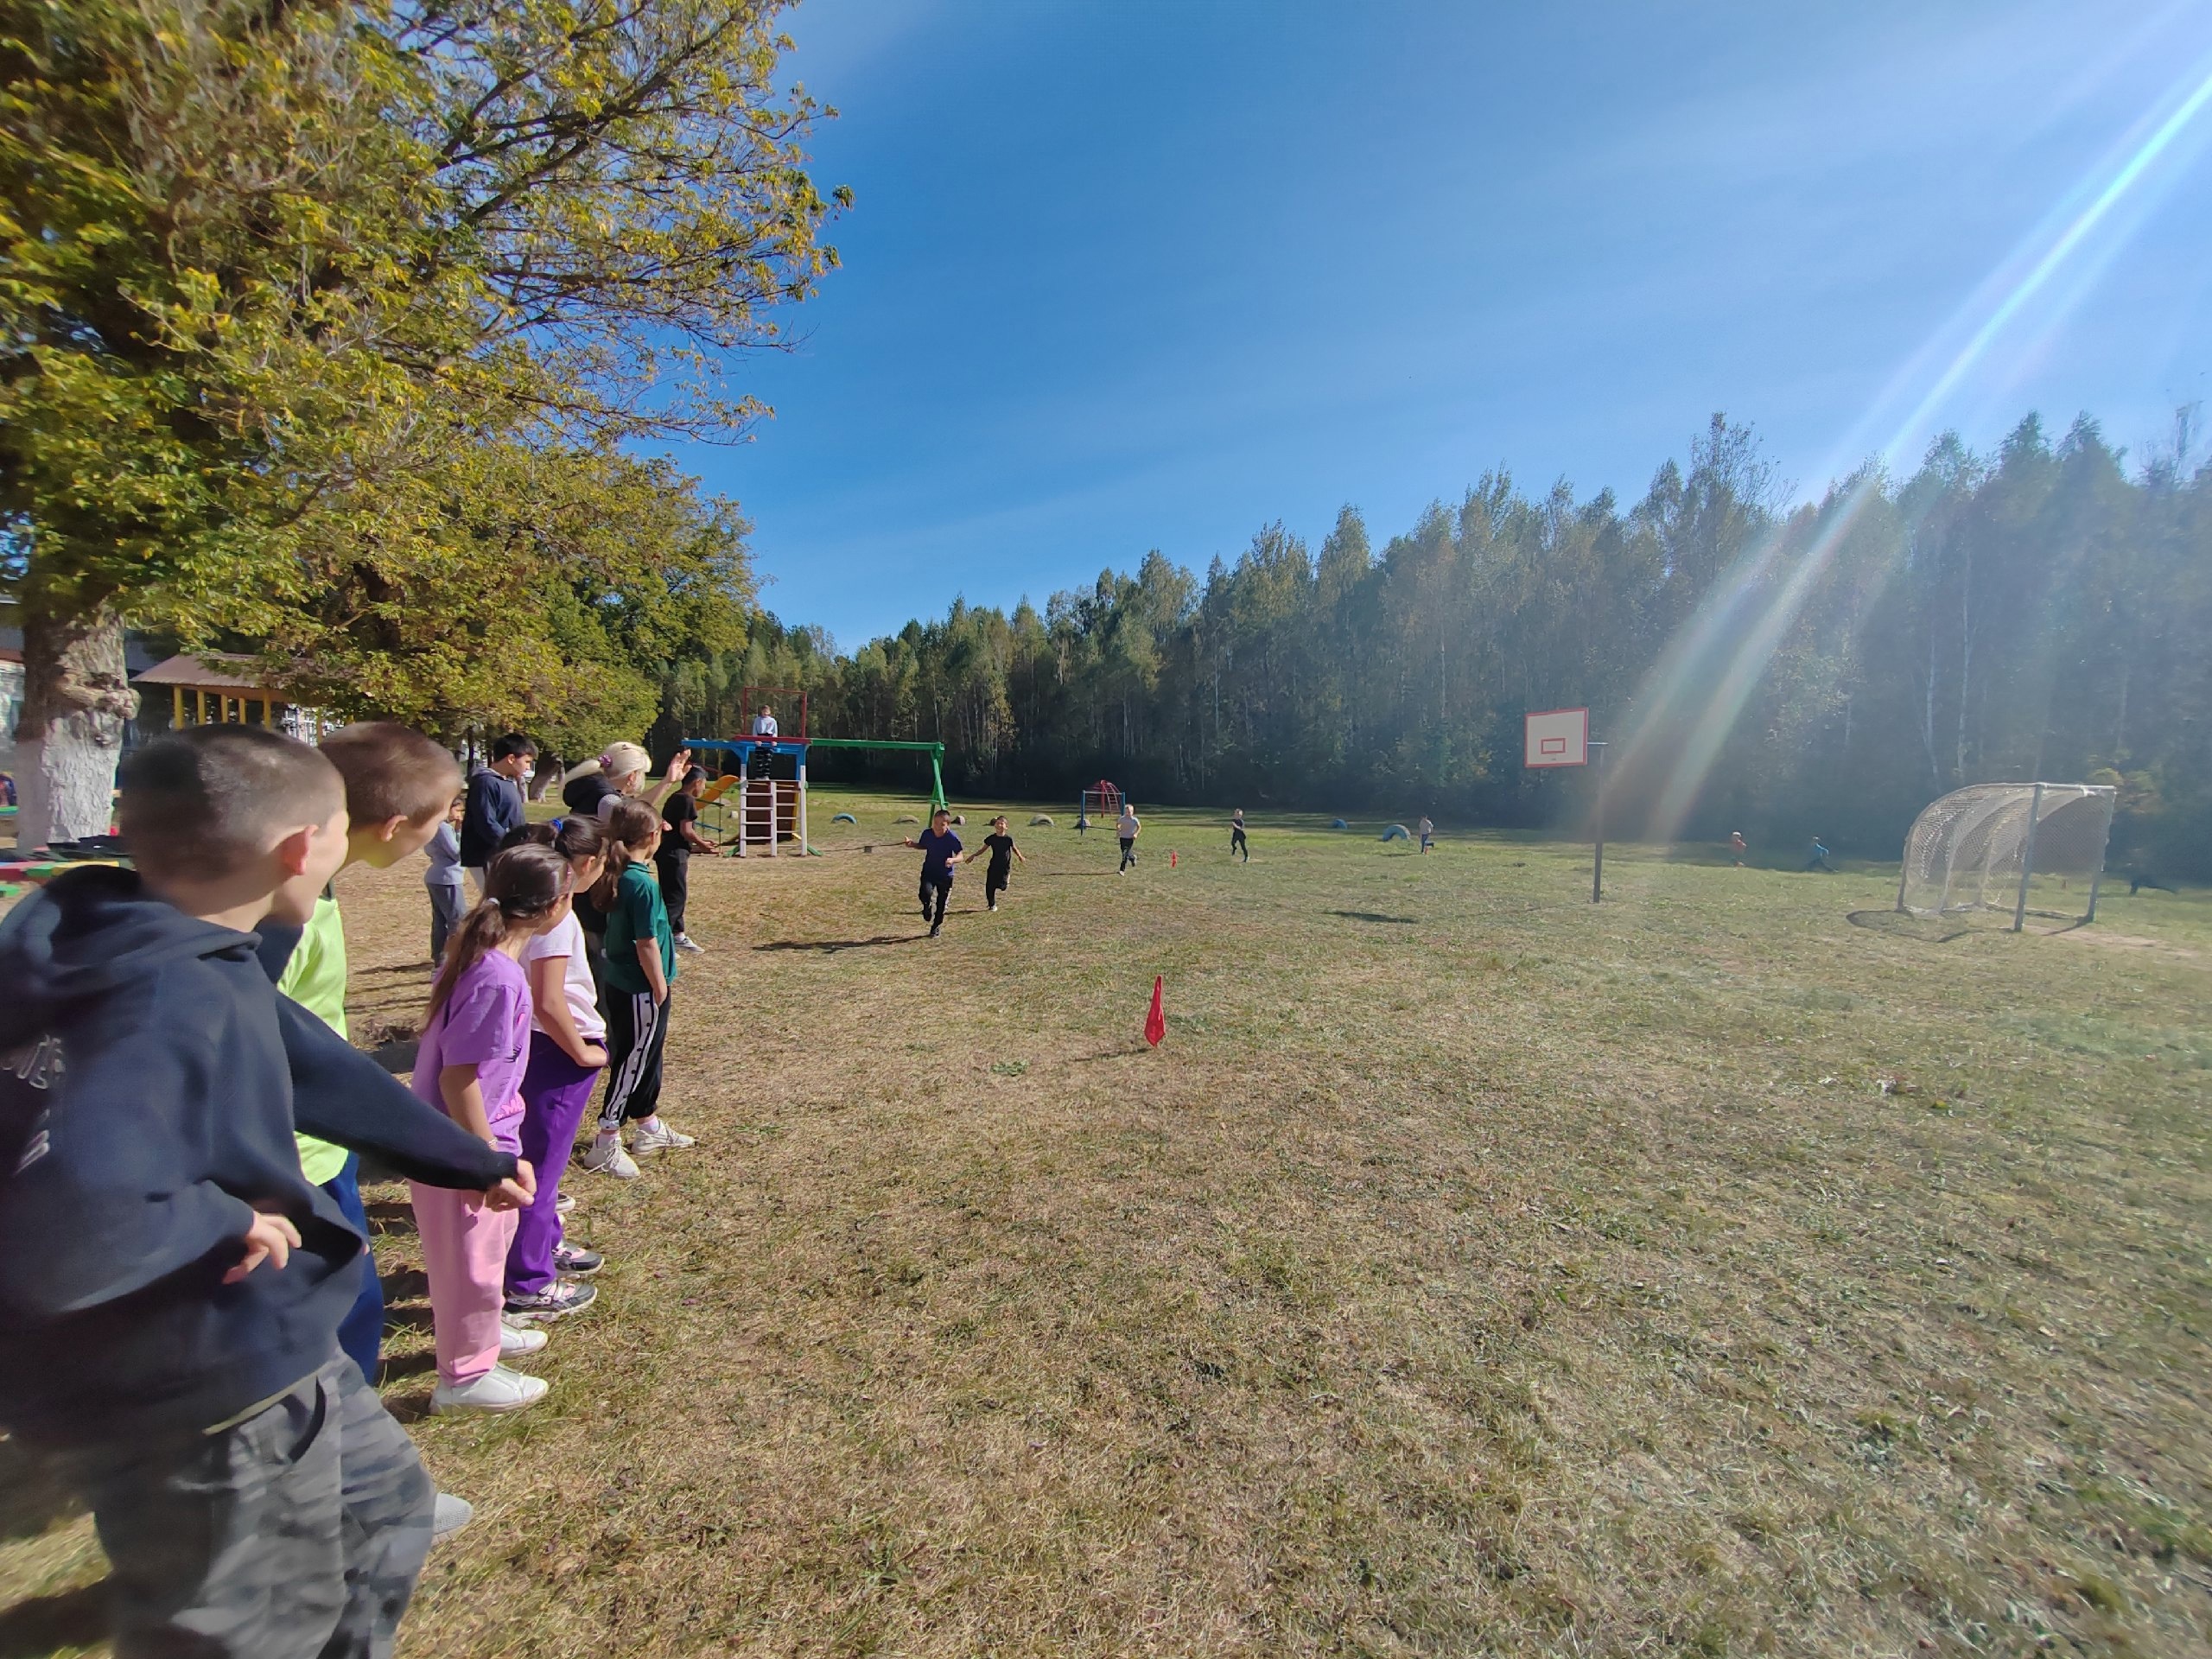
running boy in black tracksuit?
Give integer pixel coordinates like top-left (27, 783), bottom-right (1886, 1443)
top-left (965, 815), bottom-right (1027, 911)
top-left (0, 727), bottom-right (533, 1658)
top-left (904, 809), bottom-right (962, 937)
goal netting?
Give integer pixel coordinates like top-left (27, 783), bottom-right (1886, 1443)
top-left (1897, 783), bottom-right (2116, 927)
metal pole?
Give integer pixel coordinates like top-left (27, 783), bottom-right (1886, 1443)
top-left (2083, 788), bottom-right (2113, 925)
top-left (737, 750), bottom-right (751, 858)
top-left (798, 748), bottom-right (810, 855)
top-left (2012, 781), bottom-right (2045, 932)
top-left (1589, 740), bottom-right (1607, 904)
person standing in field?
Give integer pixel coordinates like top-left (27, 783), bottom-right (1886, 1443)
top-left (1418, 815), bottom-right (1434, 854)
top-left (1728, 830), bottom-right (1748, 867)
top-left (501, 819), bottom-right (609, 1322)
top-left (656, 766), bottom-right (715, 955)
top-left (1230, 808), bottom-right (1249, 862)
top-left (1805, 836), bottom-right (1834, 873)
top-left (426, 793), bottom-right (466, 963)
top-left (966, 815), bottom-right (1026, 911)
top-left (408, 843), bottom-right (571, 1414)
top-left (1117, 803), bottom-right (1141, 872)
top-left (461, 733), bottom-right (534, 896)
top-left (559, 741), bottom-right (691, 823)
top-left (582, 799), bottom-right (695, 1178)
top-left (904, 807), bottom-right (962, 938)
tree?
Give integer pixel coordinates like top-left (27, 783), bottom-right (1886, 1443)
top-left (1, 0), bottom-right (842, 843)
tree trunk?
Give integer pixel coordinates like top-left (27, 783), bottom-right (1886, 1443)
top-left (14, 601), bottom-right (138, 849)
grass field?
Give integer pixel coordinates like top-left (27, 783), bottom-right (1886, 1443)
top-left (3, 792), bottom-right (2209, 1657)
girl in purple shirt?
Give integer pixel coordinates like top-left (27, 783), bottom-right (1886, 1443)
top-left (409, 842), bottom-right (572, 1414)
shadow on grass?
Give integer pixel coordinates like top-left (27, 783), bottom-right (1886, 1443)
top-left (1070, 1044), bottom-right (1160, 1063)
top-left (1329, 911), bottom-right (1417, 925)
top-left (0, 1580), bottom-right (105, 1658)
top-left (1847, 909), bottom-right (1974, 944)
top-left (377, 1351), bottom-right (435, 1382)
top-left (0, 1440), bottom-right (79, 1544)
top-left (754, 935), bottom-right (925, 953)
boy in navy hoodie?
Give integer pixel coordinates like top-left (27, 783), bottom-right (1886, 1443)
top-left (0, 726), bottom-right (532, 1659)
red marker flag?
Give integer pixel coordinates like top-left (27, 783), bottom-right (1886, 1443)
top-left (1169, 849), bottom-right (1179, 868)
top-left (1144, 976), bottom-right (1166, 1047)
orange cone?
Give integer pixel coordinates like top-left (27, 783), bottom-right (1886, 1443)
top-left (1144, 976), bottom-right (1166, 1047)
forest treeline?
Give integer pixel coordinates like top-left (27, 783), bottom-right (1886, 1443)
top-left (657, 412), bottom-right (2212, 874)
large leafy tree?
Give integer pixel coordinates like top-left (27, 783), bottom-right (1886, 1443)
top-left (1, 0), bottom-right (842, 842)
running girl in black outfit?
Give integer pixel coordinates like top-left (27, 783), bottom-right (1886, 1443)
top-left (966, 816), bottom-right (1027, 911)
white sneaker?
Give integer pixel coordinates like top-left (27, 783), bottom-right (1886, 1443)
top-left (432, 1492), bottom-right (474, 1540)
top-left (499, 1320), bottom-right (548, 1357)
top-left (630, 1117), bottom-right (695, 1153)
top-left (674, 933), bottom-right (704, 954)
top-left (554, 1194), bottom-right (576, 1215)
top-left (431, 1363), bottom-right (549, 1415)
top-left (582, 1132), bottom-right (639, 1179)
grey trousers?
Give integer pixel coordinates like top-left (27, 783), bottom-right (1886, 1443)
top-left (428, 881), bottom-right (466, 963)
top-left (49, 1355), bottom-right (435, 1659)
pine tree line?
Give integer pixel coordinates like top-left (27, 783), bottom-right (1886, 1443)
top-left (659, 412), bottom-right (2212, 875)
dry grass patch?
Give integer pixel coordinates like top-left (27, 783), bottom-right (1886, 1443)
top-left (3, 794), bottom-right (2209, 1656)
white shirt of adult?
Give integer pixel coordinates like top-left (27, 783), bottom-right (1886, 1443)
top-left (753, 713), bottom-right (779, 737)
top-left (1118, 808), bottom-right (1140, 839)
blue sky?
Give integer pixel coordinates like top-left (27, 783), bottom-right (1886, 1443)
top-left (672, 1), bottom-right (2212, 650)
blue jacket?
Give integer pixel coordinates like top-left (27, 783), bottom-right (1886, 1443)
top-left (0, 868), bottom-right (516, 1446)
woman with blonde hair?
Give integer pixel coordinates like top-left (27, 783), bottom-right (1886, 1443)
top-left (558, 741), bottom-right (691, 822)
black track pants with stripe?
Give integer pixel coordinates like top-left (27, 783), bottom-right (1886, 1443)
top-left (599, 988), bottom-right (671, 1133)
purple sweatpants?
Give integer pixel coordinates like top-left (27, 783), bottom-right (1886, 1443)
top-left (505, 1032), bottom-right (604, 1297)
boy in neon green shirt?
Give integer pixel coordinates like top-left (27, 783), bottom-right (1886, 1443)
top-left (257, 725), bottom-right (462, 1379)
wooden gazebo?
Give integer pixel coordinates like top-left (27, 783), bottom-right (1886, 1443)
top-left (134, 653), bottom-right (321, 735)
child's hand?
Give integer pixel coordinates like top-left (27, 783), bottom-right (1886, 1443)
top-left (482, 1160), bottom-right (537, 1211)
top-left (226, 1208), bottom-right (302, 1283)
top-left (579, 1041), bottom-right (608, 1068)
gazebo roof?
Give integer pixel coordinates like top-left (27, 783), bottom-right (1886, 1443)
top-left (134, 653), bottom-right (276, 692)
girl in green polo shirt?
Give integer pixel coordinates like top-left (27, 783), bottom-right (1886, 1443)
top-left (580, 799), bottom-right (698, 1179)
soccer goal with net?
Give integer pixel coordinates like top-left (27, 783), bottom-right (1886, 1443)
top-left (1897, 782), bottom-right (2117, 930)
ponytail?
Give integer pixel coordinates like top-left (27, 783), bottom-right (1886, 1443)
top-left (429, 842), bottom-right (572, 1024)
top-left (591, 798), bottom-right (661, 909)
top-left (499, 816), bottom-right (606, 861)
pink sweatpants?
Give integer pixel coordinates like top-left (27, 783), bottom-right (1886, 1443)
top-left (409, 1183), bottom-right (518, 1388)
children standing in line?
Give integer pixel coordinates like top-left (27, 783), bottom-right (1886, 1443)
top-left (582, 799), bottom-right (694, 1179)
top-left (410, 842), bottom-right (572, 1414)
top-left (460, 733), bottom-right (535, 895)
top-left (1419, 815), bottom-right (1435, 854)
top-left (1230, 808), bottom-right (1249, 862)
top-left (905, 807), bottom-right (962, 937)
top-left (967, 815), bottom-right (1026, 911)
top-left (1117, 802), bottom-right (1141, 872)
top-left (657, 765), bottom-right (715, 954)
top-left (426, 792), bottom-right (466, 962)
top-left (503, 819), bottom-right (609, 1319)
top-left (0, 728), bottom-right (476, 1652)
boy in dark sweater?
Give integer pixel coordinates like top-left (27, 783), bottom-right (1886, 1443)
top-left (459, 731), bottom-right (535, 893)
top-left (0, 727), bottom-right (532, 1658)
